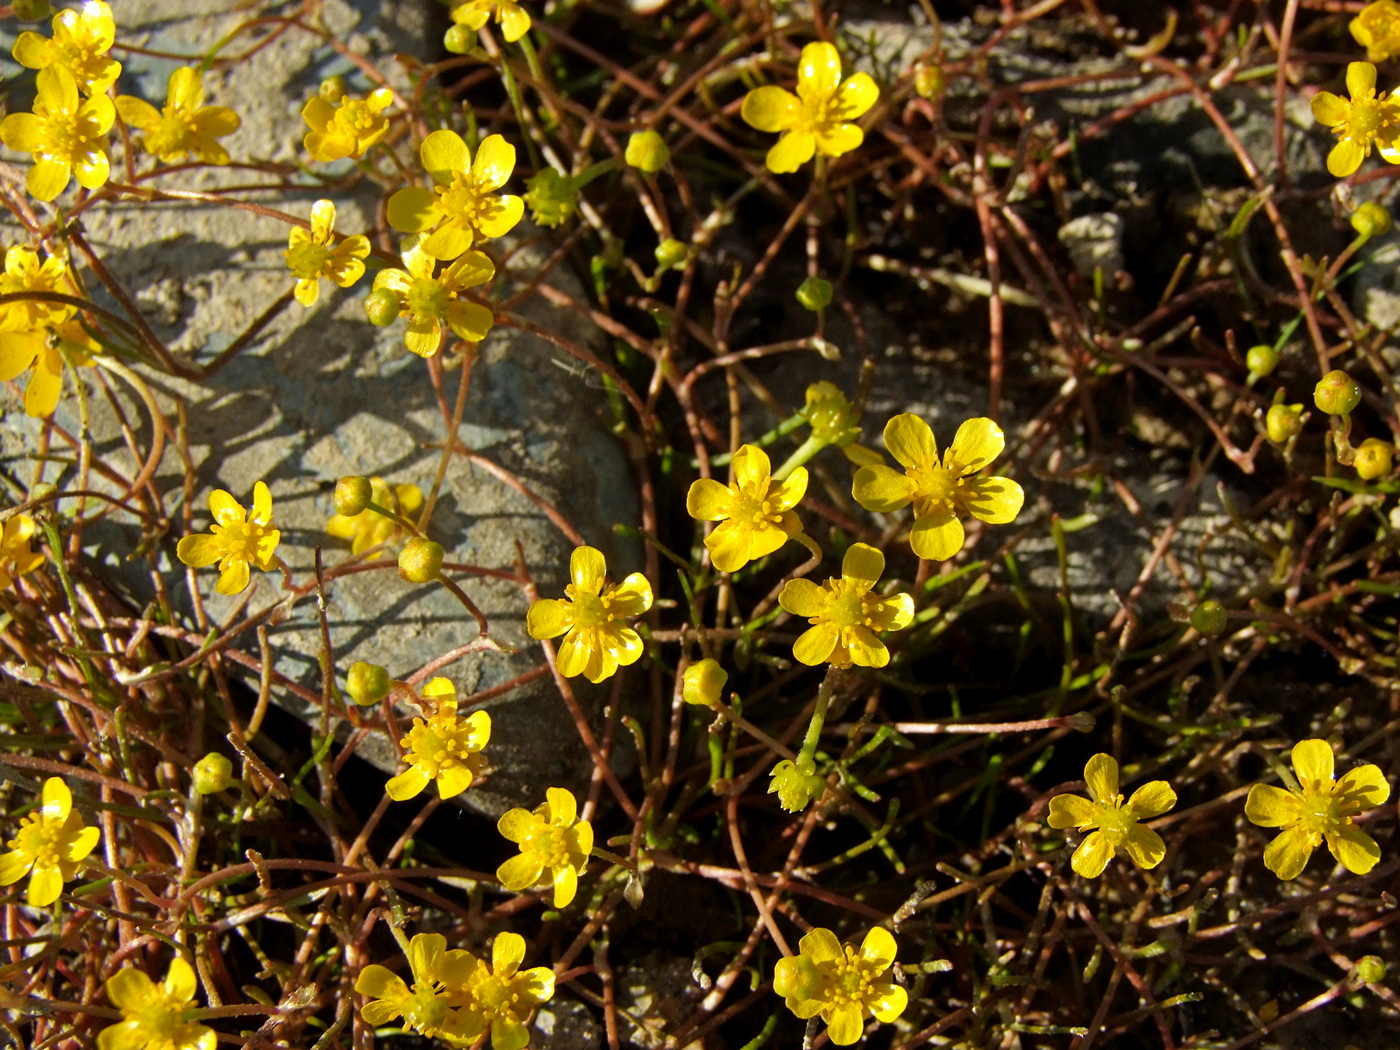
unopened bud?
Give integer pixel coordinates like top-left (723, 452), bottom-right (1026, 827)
top-left (682, 658), bottom-right (727, 706)
top-left (192, 753), bottom-right (233, 795)
top-left (1190, 599), bottom-right (1228, 637)
top-left (625, 130), bottom-right (670, 174)
top-left (796, 276), bottom-right (833, 312)
top-left (1245, 344), bottom-right (1278, 379)
top-left (655, 238), bottom-right (688, 271)
top-left (365, 288), bottom-right (401, 327)
top-left (1355, 437), bottom-right (1394, 480)
top-left (1314, 370), bottom-right (1361, 415)
top-left (1351, 201), bottom-right (1392, 239)
top-left (318, 76), bottom-right (347, 103)
top-left (1356, 955), bottom-right (1388, 983)
top-left (346, 661), bottom-right (391, 705)
top-left (399, 537), bottom-right (444, 582)
top-left (914, 64), bottom-right (945, 101)
top-left (334, 476), bottom-right (373, 516)
top-left (1266, 402), bottom-right (1305, 443)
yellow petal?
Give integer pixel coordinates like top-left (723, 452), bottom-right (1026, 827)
top-left (766, 130), bottom-right (815, 173)
top-left (66, 824), bottom-right (100, 863)
top-left (115, 95), bottom-right (161, 132)
top-left (796, 41), bottom-right (842, 103)
top-left (610, 572), bottom-right (653, 615)
top-left (1047, 793), bottom-right (1098, 829)
top-left (797, 927), bottom-right (843, 963)
top-left (1329, 826), bottom-right (1382, 874)
top-left (252, 481), bottom-right (273, 523)
top-left (436, 764), bottom-right (475, 798)
top-left (476, 193), bottom-right (524, 239)
top-left (176, 534), bottom-right (222, 568)
top-left (497, 851), bottom-right (543, 891)
top-left (686, 477), bottom-right (733, 521)
top-left (354, 964), bottom-right (408, 1002)
top-left (545, 786), bottom-right (577, 824)
top-left (1262, 825), bottom-right (1315, 880)
top-left (41, 777), bottom-right (71, 820)
top-left (552, 864), bottom-right (578, 906)
top-left (1291, 739), bottom-right (1334, 784)
top-left (1083, 753), bottom-right (1120, 803)
top-left (779, 577), bottom-right (829, 618)
top-left (1328, 138), bottom-right (1365, 178)
top-left (492, 930), bottom-right (526, 974)
top-left (555, 628), bottom-right (593, 678)
top-left (960, 475), bottom-right (1024, 525)
top-left (1244, 783), bottom-right (1302, 827)
top-left (500, 4), bottom-right (532, 40)
top-left (792, 622), bottom-right (840, 665)
top-left (1311, 91), bottom-right (1349, 127)
top-left (443, 249), bottom-right (497, 290)
top-left (208, 489), bottom-right (243, 526)
top-left (527, 598), bottom-right (572, 639)
top-left (869, 982), bottom-right (907, 1022)
top-left (422, 224), bottom-right (473, 261)
top-left (404, 320), bottom-right (442, 358)
top-left (852, 464), bottom-right (914, 512)
top-left (947, 417), bottom-right (1005, 472)
top-left (27, 863), bottom-right (62, 906)
top-left (681, 658), bottom-right (727, 706)
top-left (1347, 60), bottom-right (1378, 99)
top-left (857, 926), bottom-right (896, 968)
top-left (833, 72), bottom-right (879, 120)
top-left (444, 301), bottom-right (494, 343)
top-left (769, 466), bottom-right (807, 512)
top-left (385, 763), bottom-right (431, 801)
top-left (1121, 825), bottom-right (1167, 869)
top-left (730, 444), bottom-right (772, 490)
top-left (570, 545), bottom-right (606, 591)
top-left (387, 186), bottom-right (439, 234)
top-left (740, 85), bottom-right (799, 133)
top-left (609, 626), bottom-right (644, 667)
top-left (840, 542), bottom-right (884, 589)
top-left (883, 413), bottom-right (936, 470)
top-left (870, 592), bottom-right (914, 632)
top-left (0, 851), bottom-right (32, 887)
top-left (1337, 763), bottom-right (1391, 807)
top-left (472, 134), bottom-right (516, 191)
top-left (1126, 779), bottom-right (1176, 819)
top-left (421, 128), bottom-right (470, 184)
top-left (815, 122), bottom-right (862, 159)
top-left (162, 957), bottom-right (198, 1002)
top-left (309, 199), bottom-right (336, 242)
top-left (215, 560), bottom-right (251, 595)
top-left (1070, 831), bottom-right (1113, 877)
top-left (909, 507), bottom-right (963, 561)
top-left (106, 966), bottom-right (161, 1011)
top-left (826, 1003), bottom-right (865, 1045)
top-left (28, 159), bottom-right (71, 203)
top-left (844, 626), bottom-right (888, 667)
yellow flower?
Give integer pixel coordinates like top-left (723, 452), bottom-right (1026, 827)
top-left (1245, 739), bottom-right (1391, 880)
top-left (0, 777), bottom-right (100, 907)
top-left (369, 242), bottom-right (496, 358)
top-left (0, 513), bottom-right (46, 590)
top-left (0, 244), bottom-right (76, 332)
top-left (451, 0), bottom-right (533, 43)
top-left (526, 545), bottom-right (653, 683)
top-left (1311, 61), bottom-right (1400, 177)
top-left (803, 381), bottom-right (860, 448)
top-left (387, 132), bottom-right (524, 260)
top-left (681, 658), bottom-right (727, 706)
top-left (1352, 0), bottom-right (1400, 64)
top-left (853, 414), bottom-right (1023, 562)
top-left (98, 957), bottom-right (214, 1050)
top-left (12, 0), bottom-right (121, 97)
top-left (0, 317), bottom-right (100, 417)
top-left (496, 786), bottom-right (593, 908)
top-left (0, 64), bottom-right (114, 201)
top-left (386, 677), bottom-right (492, 801)
top-left (355, 933), bottom-right (477, 1042)
top-left (285, 200), bottom-right (371, 307)
top-left (778, 543), bottom-right (914, 668)
top-left (175, 481), bottom-right (280, 596)
top-left (456, 932), bottom-right (555, 1050)
top-left (769, 757), bottom-right (824, 812)
top-left (773, 927), bottom-right (907, 1046)
top-left (740, 41), bottom-right (879, 174)
top-left (1046, 754), bottom-right (1176, 878)
top-left (327, 476), bottom-right (423, 554)
top-left (115, 67), bottom-right (241, 165)
top-left (685, 444), bottom-right (807, 573)
top-left (302, 86), bottom-right (393, 162)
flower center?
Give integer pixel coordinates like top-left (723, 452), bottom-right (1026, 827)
top-left (526, 824), bottom-right (569, 867)
top-left (1093, 795), bottom-right (1136, 844)
top-left (1347, 95), bottom-right (1393, 141)
top-left (406, 276), bottom-right (451, 321)
top-left (210, 521), bottom-right (270, 569)
top-left (564, 584), bottom-right (621, 629)
top-left (474, 973), bottom-right (525, 1017)
top-left (404, 982), bottom-right (449, 1034)
top-left (827, 947), bottom-right (877, 1009)
top-left (130, 1001), bottom-right (185, 1045)
top-left (288, 241), bottom-right (334, 280)
top-left (1298, 782), bottom-right (1355, 833)
top-left (733, 488), bottom-right (782, 529)
top-left (437, 174), bottom-right (495, 234)
top-left (11, 815), bottom-right (60, 868)
top-left (338, 101), bottom-right (379, 134)
top-left (402, 716), bottom-right (482, 776)
top-left (908, 464), bottom-right (959, 513)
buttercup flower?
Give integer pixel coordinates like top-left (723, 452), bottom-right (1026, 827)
top-left (450, 0), bottom-right (532, 44)
top-left (369, 242), bottom-right (496, 358)
top-left (355, 933), bottom-right (477, 1041)
top-left (853, 414), bottom-right (1023, 561)
top-left (387, 132), bottom-right (524, 260)
top-left (496, 786), bottom-right (593, 908)
top-left (769, 757), bottom-right (825, 812)
top-left (327, 476), bottom-right (423, 554)
top-left (0, 513), bottom-right (46, 590)
top-left (302, 86), bottom-right (393, 162)
top-left (0, 244), bottom-right (76, 332)
top-left (115, 67), bottom-right (241, 165)
top-left (1046, 754), bottom-right (1177, 878)
top-left (1245, 738), bottom-right (1391, 880)
top-left (773, 927), bottom-right (907, 1046)
top-left (0, 777), bottom-right (100, 907)
top-left (526, 545), bottom-right (653, 683)
top-left (456, 932), bottom-right (555, 1050)
top-left (175, 481), bottom-right (281, 596)
top-left (685, 445), bottom-right (807, 573)
top-left (98, 957), bottom-right (214, 1050)
top-left (0, 317), bottom-right (100, 417)
top-left (1311, 61), bottom-right (1400, 177)
top-left (1352, 1), bottom-right (1400, 64)
top-left (778, 543), bottom-right (914, 668)
top-left (0, 64), bottom-right (114, 201)
top-left (285, 200), bottom-right (371, 307)
top-left (13, 0), bottom-right (121, 97)
top-left (681, 658), bottom-right (727, 706)
top-left (386, 677), bottom-right (492, 801)
top-left (740, 41), bottom-right (879, 174)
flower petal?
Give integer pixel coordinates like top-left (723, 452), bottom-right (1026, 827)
top-left (106, 967), bottom-right (160, 1011)
top-left (1262, 825), bottom-right (1316, 880)
top-left (740, 85), bottom-right (798, 133)
top-left (610, 572), bottom-right (653, 616)
top-left (1291, 739), bottom-right (1335, 784)
top-left (27, 863), bottom-right (62, 906)
top-left (527, 598), bottom-right (573, 640)
top-left (1337, 763), bottom-right (1391, 808)
top-left (546, 786), bottom-right (577, 825)
top-left (833, 72), bottom-right (879, 120)
top-left (1083, 754), bottom-right (1120, 804)
top-left (552, 863), bottom-right (578, 907)
top-left (498, 852), bottom-right (544, 891)
top-left (252, 481), bottom-right (273, 524)
top-left (1121, 825), bottom-right (1167, 869)
top-left (163, 957), bottom-right (197, 1002)
top-left (797, 927), bottom-right (843, 963)
top-left (796, 42), bottom-right (842, 103)
top-left (554, 628), bottom-right (594, 679)
top-left (884, 413), bottom-right (936, 470)
top-left (852, 464), bottom-right (914, 512)
top-left (1347, 60), bottom-right (1378, 99)
top-left (436, 764), bottom-right (475, 798)
top-left (826, 1003), bottom-right (865, 1046)
top-left (66, 825), bottom-right (100, 863)
top-left (421, 129), bottom-right (470, 184)
top-left (947, 417), bottom-right (1005, 472)
top-left (385, 763), bottom-right (432, 801)
top-left (387, 186), bottom-right (439, 234)
top-left (869, 982), bottom-right (907, 1023)
top-left (792, 622), bottom-right (840, 665)
top-left (1311, 91), bottom-right (1349, 127)
top-left (857, 927), bottom-right (897, 968)
top-left (686, 478), bottom-right (733, 521)
top-left (1047, 793), bottom-right (1098, 830)
top-left (909, 507), bottom-right (963, 561)
top-left (1328, 139), bottom-right (1365, 178)
top-left (176, 534), bottom-right (222, 569)
top-left (472, 134), bottom-right (516, 191)
top-left (769, 466), bottom-right (808, 511)
top-left (766, 130), bottom-right (815, 173)
top-left (1070, 831), bottom-right (1113, 878)
top-left (815, 121), bottom-right (862, 159)
top-left (354, 964), bottom-right (408, 1002)
top-left (840, 542), bottom-right (884, 590)
top-left (214, 560), bottom-right (251, 596)
top-left (960, 475), bottom-right (1024, 525)
top-left (1329, 826), bottom-right (1382, 874)
top-left (492, 930), bottom-right (526, 975)
top-left (0, 850), bottom-right (33, 887)
top-left (1245, 783), bottom-right (1302, 827)
top-left (730, 444), bottom-right (771, 490)
top-left (779, 577), bottom-right (829, 619)
top-left (570, 545), bottom-right (607, 591)
top-left (1126, 780), bottom-right (1176, 820)
top-left (40, 777), bottom-right (71, 820)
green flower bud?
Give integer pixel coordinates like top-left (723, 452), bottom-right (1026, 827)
top-left (1351, 201), bottom-right (1392, 239)
top-left (1356, 955), bottom-right (1388, 983)
top-left (682, 658), bottom-right (727, 706)
top-left (334, 476), bottom-right (374, 516)
top-left (1245, 344), bottom-right (1278, 379)
top-left (1314, 370), bottom-right (1362, 415)
top-left (365, 288), bottom-right (401, 327)
top-left (1355, 437), bottom-right (1394, 480)
top-left (768, 757), bottom-right (824, 812)
top-left (803, 381), bottom-right (861, 447)
top-left (914, 65), bottom-right (945, 101)
top-left (318, 76), bottom-right (347, 103)
top-left (1266, 402), bottom-right (1305, 443)
top-left (654, 238), bottom-right (688, 271)
top-left (346, 661), bottom-right (391, 705)
top-left (524, 168), bottom-right (579, 229)
top-left (444, 24), bottom-right (476, 54)
top-left (399, 537), bottom-right (444, 583)
top-left (796, 276), bottom-right (833, 312)
top-left (192, 752), bottom-right (233, 795)
top-left (1190, 600), bottom-right (1228, 637)
top-left (625, 130), bottom-right (670, 174)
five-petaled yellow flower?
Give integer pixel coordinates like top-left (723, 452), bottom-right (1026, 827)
top-left (685, 444), bottom-right (807, 573)
top-left (98, 957), bottom-right (215, 1050)
top-left (0, 244), bottom-right (75, 332)
top-left (0, 318), bottom-right (100, 418)
top-left (451, 0), bottom-right (533, 43)
top-left (740, 41), bottom-right (879, 174)
top-left (115, 67), bottom-right (241, 165)
top-left (302, 86), bottom-right (394, 162)
top-left (853, 414), bottom-right (1023, 562)
top-left (1245, 738), bottom-right (1391, 880)
top-left (0, 513), bottom-right (46, 591)
top-left (497, 786), bottom-right (593, 908)
top-left (456, 932), bottom-right (555, 1050)
top-left (773, 927), bottom-right (907, 1046)
top-left (0, 64), bottom-right (113, 201)
top-left (526, 545), bottom-right (653, 683)
top-left (13, 0), bottom-right (121, 97)
top-left (778, 543), bottom-right (914, 668)
top-left (356, 932), bottom-right (477, 1042)
top-left (387, 131), bottom-right (525, 260)
top-left (387, 677), bottom-right (492, 801)
top-left (285, 200), bottom-right (371, 307)
top-left (1352, 0), bottom-right (1400, 64)
top-left (1311, 61), bottom-right (1400, 177)
top-left (327, 476), bottom-right (423, 554)
top-left (0, 777), bottom-right (100, 907)
top-left (370, 242), bottom-right (496, 358)
top-left (1047, 754), bottom-right (1177, 878)
top-left (176, 481), bottom-right (281, 596)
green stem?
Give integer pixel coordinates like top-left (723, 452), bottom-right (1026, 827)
top-left (796, 667), bottom-right (839, 769)
top-left (772, 434), bottom-right (826, 482)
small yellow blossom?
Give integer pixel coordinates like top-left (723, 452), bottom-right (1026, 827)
top-left (327, 476), bottom-right (423, 554)
top-left (778, 543), bottom-right (914, 668)
top-left (451, 0), bottom-right (532, 44)
top-left (0, 64), bottom-right (113, 201)
top-left (0, 318), bottom-right (100, 417)
top-left (0, 513), bottom-right (46, 590)
top-left (496, 786), bottom-right (593, 908)
top-left (13, 0), bottom-right (121, 97)
top-left (1352, 1), bottom-right (1400, 64)
top-left (1047, 754), bottom-right (1176, 878)
top-left (175, 481), bottom-right (280, 596)
top-left (773, 927), bottom-right (907, 1046)
top-left (803, 381), bottom-right (859, 447)
top-left (853, 414), bottom-right (1023, 562)
top-left (456, 932), bottom-right (555, 1050)
top-left (98, 957), bottom-right (214, 1050)
top-left (685, 445), bottom-right (807, 573)
top-left (740, 41), bottom-right (879, 174)
top-left (115, 67), bottom-right (241, 165)
top-left (1245, 739), bottom-right (1391, 880)
top-left (356, 933), bottom-right (477, 1042)
top-left (302, 86), bottom-right (393, 162)
top-left (285, 200), bottom-right (371, 307)
top-left (369, 242), bottom-right (496, 358)
top-left (769, 757), bottom-right (824, 812)
top-left (526, 545), bottom-right (653, 683)
top-left (0, 244), bottom-right (75, 332)
top-left (0, 777), bottom-right (100, 907)
top-left (681, 658), bottom-right (727, 706)
top-left (387, 132), bottom-right (524, 260)
top-left (387, 677), bottom-right (492, 801)
top-left (1311, 61), bottom-right (1400, 177)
